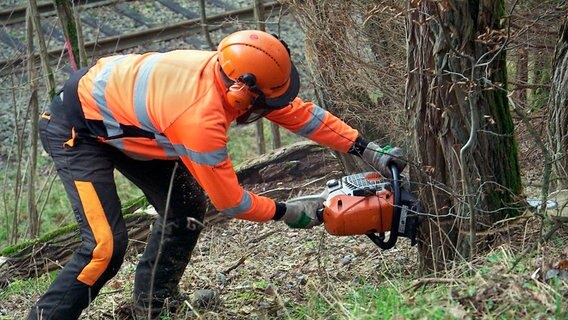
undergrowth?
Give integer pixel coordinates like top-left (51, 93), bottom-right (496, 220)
top-left (2, 259), bottom-right (564, 319)
top-left (289, 242), bottom-right (567, 320)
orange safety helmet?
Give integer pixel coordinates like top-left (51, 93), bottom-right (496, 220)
top-left (217, 30), bottom-right (300, 110)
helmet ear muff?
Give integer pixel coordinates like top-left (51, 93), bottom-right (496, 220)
top-left (226, 82), bottom-right (252, 110)
top-left (225, 73), bottom-right (263, 110)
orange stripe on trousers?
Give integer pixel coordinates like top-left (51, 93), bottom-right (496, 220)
top-left (74, 181), bottom-right (114, 286)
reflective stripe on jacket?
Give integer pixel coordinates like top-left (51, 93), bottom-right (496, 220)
top-left (76, 50), bottom-right (359, 221)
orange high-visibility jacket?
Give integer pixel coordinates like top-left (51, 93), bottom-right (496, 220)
top-left (76, 50), bottom-right (359, 222)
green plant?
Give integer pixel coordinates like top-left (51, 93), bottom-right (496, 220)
top-left (289, 280), bottom-right (455, 320)
top-left (0, 272), bottom-right (55, 298)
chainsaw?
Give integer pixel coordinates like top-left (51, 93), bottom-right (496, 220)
top-left (291, 165), bottom-right (421, 250)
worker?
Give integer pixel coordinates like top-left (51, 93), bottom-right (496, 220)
top-left (29, 29), bottom-right (405, 319)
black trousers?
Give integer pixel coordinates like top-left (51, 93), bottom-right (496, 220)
top-left (28, 95), bottom-right (206, 320)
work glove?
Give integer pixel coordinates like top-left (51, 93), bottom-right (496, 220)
top-left (362, 142), bottom-right (406, 178)
top-left (282, 200), bottom-right (323, 229)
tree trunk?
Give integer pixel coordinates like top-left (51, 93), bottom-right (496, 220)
top-left (514, 47), bottom-right (529, 107)
top-left (255, 120), bottom-right (266, 155)
top-left (199, 0), bottom-right (215, 50)
top-left (548, 15), bottom-right (568, 190)
top-left (28, 0), bottom-right (56, 97)
top-left (26, 8), bottom-right (40, 238)
top-left (73, 5), bottom-right (88, 67)
top-left (406, 0), bottom-right (522, 272)
top-left (252, 1), bottom-right (266, 156)
top-left (53, 0), bottom-right (82, 70)
top-left (253, 0), bottom-right (281, 152)
top-left (531, 44), bottom-right (552, 110)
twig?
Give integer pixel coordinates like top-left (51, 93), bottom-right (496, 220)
top-left (148, 162), bottom-right (178, 318)
top-left (222, 254), bottom-right (250, 275)
top-left (184, 300), bottom-right (202, 319)
top-left (247, 230), bottom-right (278, 244)
top-left (221, 231), bottom-right (277, 275)
top-left (404, 277), bottom-right (464, 293)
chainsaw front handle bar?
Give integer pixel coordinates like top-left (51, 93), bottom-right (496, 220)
top-left (366, 164), bottom-right (401, 250)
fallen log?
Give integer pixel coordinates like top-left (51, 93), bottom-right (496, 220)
top-left (0, 141), bottom-right (343, 287)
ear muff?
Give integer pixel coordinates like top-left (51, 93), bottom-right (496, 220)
top-left (225, 73), bottom-right (264, 110)
top-left (226, 82), bottom-right (252, 110)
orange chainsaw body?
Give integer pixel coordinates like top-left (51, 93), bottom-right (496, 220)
top-left (308, 171), bottom-right (420, 249)
top-left (323, 189), bottom-right (394, 236)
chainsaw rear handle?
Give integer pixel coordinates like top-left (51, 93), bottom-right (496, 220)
top-left (366, 164), bottom-right (401, 250)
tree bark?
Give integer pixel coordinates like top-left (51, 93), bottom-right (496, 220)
top-left (406, 0), bottom-right (522, 272)
top-left (548, 15), bottom-right (568, 190)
